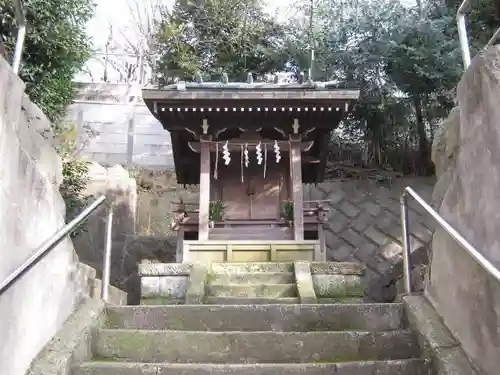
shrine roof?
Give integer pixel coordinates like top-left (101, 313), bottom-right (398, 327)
top-left (141, 80), bottom-right (359, 184)
top-left (142, 81), bottom-right (359, 102)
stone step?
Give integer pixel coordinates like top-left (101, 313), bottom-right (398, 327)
top-left (73, 359), bottom-right (429, 375)
top-left (318, 297), bottom-right (364, 304)
top-left (205, 297), bottom-right (300, 304)
top-left (105, 304), bottom-right (405, 331)
top-left (206, 284), bottom-right (297, 298)
top-left (209, 272), bottom-right (295, 284)
top-left (210, 262), bottom-right (294, 274)
top-left (140, 297), bottom-right (184, 305)
top-left (92, 329), bottom-right (419, 363)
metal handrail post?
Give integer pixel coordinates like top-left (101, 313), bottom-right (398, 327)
top-left (457, 0), bottom-right (472, 70)
top-left (400, 187), bottom-right (500, 295)
top-left (0, 195), bottom-right (107, 296)
top-left (101, 204), bottom-right (114, 302)
top-left (400, 193), bottom-right (413, 295)
top-left (11, 0), bottom-right (26, 74)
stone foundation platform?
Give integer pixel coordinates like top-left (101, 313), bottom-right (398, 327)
top-left (139, 261), bottom-right (365, 305)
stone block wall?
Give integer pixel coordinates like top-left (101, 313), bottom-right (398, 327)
top-left (426, 46), bottom-right (500, 375)
top-left (305, 177), bottom-right (435, 301)
top-left (72, 163), bottom-right (138, 303)
top-left (0, 57), bottom-right (89, 375)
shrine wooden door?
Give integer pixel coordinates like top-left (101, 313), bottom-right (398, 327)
top-left (249, 169), bottom-right (287, 220)
top-left (220, 175), bottom-right (251, 219)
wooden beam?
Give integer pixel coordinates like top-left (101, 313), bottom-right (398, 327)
top-left (198, 135), bottom-right (211, 240)
top-left (290, 139), bottom-right (304, 240)
top-left (188, 140), bottom-right (314, 153)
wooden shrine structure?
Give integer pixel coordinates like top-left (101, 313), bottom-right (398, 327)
top-left (142, 80), bottom-right (359, 262)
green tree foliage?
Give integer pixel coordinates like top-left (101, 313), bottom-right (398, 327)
top-left (155, 0), bottom-right (289, 81)
top-left (0, 0), bottom-right (95, 123)
top-left (445, 0), bottom-right (499, 48)
top-left (56, 123), bottom-right (93, 238)
top-left (154, 0), bottom-right (497, 175)
top-left (288, 0), bottom-right (476, 174)
top-left (384, 6), bottom-right (461, 172)
top-left (1, 0), bottom-right (96, 233)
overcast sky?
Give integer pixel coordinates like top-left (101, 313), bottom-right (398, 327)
top-left (80, 0), bottom-right (416, 82)
top-left (87, 0), bottom-right (417, 50)
top-left (86, 0), bottom-right (299, 50)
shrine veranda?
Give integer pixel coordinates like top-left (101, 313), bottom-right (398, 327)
top-left (142, 81), bottom-right (359, 262)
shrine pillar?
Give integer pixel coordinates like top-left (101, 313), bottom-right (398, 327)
top-left (198, 136), bottom-right (211, 240)
top-left (289, 137), bottom-right (304, 240)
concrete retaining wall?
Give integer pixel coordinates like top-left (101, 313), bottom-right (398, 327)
top-left (0, 57), bottom-right (89, 375)
top-left (426, 46), bottom-right (500, 375)
top-left (72, 163), bottom-right (138, 304)
top-left (66, 83), bottom-right (173, 168)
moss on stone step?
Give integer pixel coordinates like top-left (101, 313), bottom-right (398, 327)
top-left (140, 297), bottom-right (184, 305)
top-left (93, 329), bottom-right (420, 363)
top-left (313, 275), bottom-right (364, 298)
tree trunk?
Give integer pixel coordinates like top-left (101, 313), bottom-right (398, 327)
top-left (413, 95), bottom-right (430, 174)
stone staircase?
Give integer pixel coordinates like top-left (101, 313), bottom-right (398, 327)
top-left (72, 302), bottom-right (429, 375)
top-left (71, 261), bottom-right (431, 375)
top-left (206, 262), bottom-right (299, 304)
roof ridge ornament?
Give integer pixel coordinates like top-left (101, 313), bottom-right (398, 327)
top-left (195, 71), bottom-right (203, 83)
top-left (299, 72), bottom-right (305, 84)
top-left (176, 81), bottom-right (186, 90)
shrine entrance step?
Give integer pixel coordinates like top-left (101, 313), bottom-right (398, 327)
top-left (205, 262), bottom-right (299, 305)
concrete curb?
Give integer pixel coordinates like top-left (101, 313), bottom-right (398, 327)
top-left (310, 262), bottom-right (364, 275)
top-left (185, 263), bottom-right (207, 304)
top-left (27, 298), bottom-right (106, 375)
top-left (73, 359), bottom-right (428, 375)
top-left (312, 274), bottom-right (364, 298)
top-left (139, 263), bottom-right (193, 276)
top-left (294, 261), bottom-right (318, 304)
top-left (402, 296), bottom-right (478, 375)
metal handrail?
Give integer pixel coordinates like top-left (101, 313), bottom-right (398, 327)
top-left (457, 0), bottom-right (500, 70)
top-left (11, 0), bottom-right (26, 74)
top-left (400, 187), bottom-right (500, 294)
top-left (0, 195), bottom-right (115, 302)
